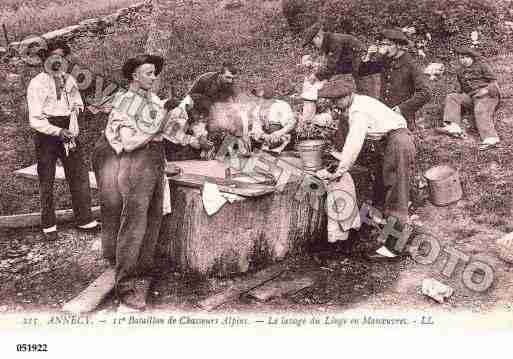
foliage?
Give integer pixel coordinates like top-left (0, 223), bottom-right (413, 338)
top-left (0, 0), bottom-right (142, 41)
top-left (283, 0), bottom-right (507, 57)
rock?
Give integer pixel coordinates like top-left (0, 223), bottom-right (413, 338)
top-left (116, 8), bottom-right (130, 18)
top-left (103, 13), bottom-right (119, 25)
top-left (224, 0), bottom-right (243, 10)
top-left (421, 278), bottom-right (454, 303)
top-left (0, 47), bottom-right (6, 56)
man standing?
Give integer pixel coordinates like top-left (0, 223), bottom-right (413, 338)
top-left (93, 54), bottom-right (211, 310)
top-left (315, 83), bottom-right (415, 260)
top-left (27, 40), bottom-right (99, 241)
top-left (375, 28), bottom-right (431, 131)
top-left (438, 47), bottom-right (501, 150)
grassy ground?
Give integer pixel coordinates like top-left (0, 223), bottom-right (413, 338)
top-left (1, 0), bottom-right (513, 313)
top-left (0, 0), bottom-right (143, 42)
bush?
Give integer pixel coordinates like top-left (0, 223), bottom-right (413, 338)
top-left (281, 0), bottom-right (322, 32)
top-left (283, 0), bottom-right (506, 57)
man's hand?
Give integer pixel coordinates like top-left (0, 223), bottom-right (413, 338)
top-left (315, 168), bottom-right (332, 180)
top-left (315, 166), bottom-right (347, 182)
top-left (329, 150), bottom-right (343, 161)
top-left (198, 135), bottom-right (214, 151)
top-left (59, 129), bottom-right (74, 143)
top-left (473, 87), bottom-right (489, 99)
top-left (267, 133), bottom-right (283, 145)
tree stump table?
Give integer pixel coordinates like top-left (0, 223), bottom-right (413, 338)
top-left (159, 158), bottom-right (327, 276)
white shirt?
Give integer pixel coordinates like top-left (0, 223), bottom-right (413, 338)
top-left (26, 72), bottom-right (84, 136)
top-left (249, 99), bottom-right (296, 138)
top-left (336, 94), bottom-right (407, 171)
top-left (105, 89), bottom-right (199, 154)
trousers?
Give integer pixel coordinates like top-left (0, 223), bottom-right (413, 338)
top-left (34, 116), bottom-right (93, 229)
top-left (443, 92), bottom-right (499, 140)
top-left (366, 128), bottom-right (415, 228)
top-left (92, 135), bottom-right (165, 292)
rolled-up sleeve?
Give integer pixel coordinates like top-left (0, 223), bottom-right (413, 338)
top-left (336, 112), bottom-right (368, 171)
top-left (162, 108), bottom-right (199, 147)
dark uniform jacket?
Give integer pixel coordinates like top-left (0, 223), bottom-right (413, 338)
top-left (315, 32), bottom-right (367, 82)
top-left (187, 71), bottom-right (236, 110)
top-left (456, 59), bottom-right (500, 97)
top-left (379, 52), bottom-right (431, 128)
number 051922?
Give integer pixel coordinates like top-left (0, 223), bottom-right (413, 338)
top-left (16, 344), bottom-right (48, 352)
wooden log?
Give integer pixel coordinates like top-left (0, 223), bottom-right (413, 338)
top-left (62, 267), bottom-right (116, 314)
top-left (14, 164), bottom-right (98, 189)
top-left (197, 263), bottom-right (287, 311)
top-left (163, 180), bottom-right (325, 275)
top-left (0, 206), bottom-right (101, 229)
top-left (248, 275), bottom-right (315, 302)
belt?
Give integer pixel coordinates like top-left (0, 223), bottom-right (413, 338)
top-left (47, 115), bottom-right (70, 129)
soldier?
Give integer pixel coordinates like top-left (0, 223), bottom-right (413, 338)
top-left (375, 28), bottom-right (431, 131)
top-left (93, 54), bottom-right (211, 310)
top-left (315, 83), bottom-right (415, 260)
top-left (302, 22), bottom-right (379, 96)
top-left (437, 47), bottom-right (501, 151)
top-left (26, 40), bottom-right (99, 241)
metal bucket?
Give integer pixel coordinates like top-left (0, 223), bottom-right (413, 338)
top-left (296, 140), bottom-right (326, 171)
top-left (424, 165), bottom-right (462, 206)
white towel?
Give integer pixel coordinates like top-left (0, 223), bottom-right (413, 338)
top-left (325, 172), bottom-right (361, 243)
top-left (69, 110), bottom-right (80, 137)
top-left (202, 182), bottom-right (228, 216)
top-left (162, 175), bottom-right (172, 215)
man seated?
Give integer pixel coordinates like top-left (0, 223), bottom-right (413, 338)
top-left (248, 85), bottom-right (297, 153)
top-left (313, 83), bottom-right (415, 260)
top-left (438, 47), bottom-right (501, 150)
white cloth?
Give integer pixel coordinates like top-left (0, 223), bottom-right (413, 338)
top-left (301, 77), bottom-right (326, 101)
top-left (202, 182), bottom-right (228, 216)
top-left (69, 110), bottom-right (79, 137)
top-left (162, 175), bottom-right (172, 215)
top-left (325, 172), bottom-right (361, 243)
top-left (27, 72), bottom-right (84, 136)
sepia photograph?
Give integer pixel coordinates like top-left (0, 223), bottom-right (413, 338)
top-left (1, 0), bottom-right (513, 355)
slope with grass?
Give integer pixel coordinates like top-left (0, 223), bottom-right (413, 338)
top-left (0, 0), bottom-right (144, 42)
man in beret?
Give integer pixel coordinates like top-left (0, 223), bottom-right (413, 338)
top-left (313, 83), bottom-right (415, 260)
top-left (92, 54), bottom-right (211, 310)
top-left (26, 40), bottom-right (99, 241)
top-left (302, 22), bottom-right (381, 96)
top-left (375, 28), bottom-right (431, 131)
top-left (438, 47), bottom-right (501, 150)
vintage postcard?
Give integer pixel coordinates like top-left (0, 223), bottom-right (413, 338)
top-left (1, 0), bottom-right (513, 356)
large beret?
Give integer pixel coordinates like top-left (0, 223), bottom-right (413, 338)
top-left (378, 28), bottom-right (409, 45)
top-left (454, 46), bottom-right (481, 58)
